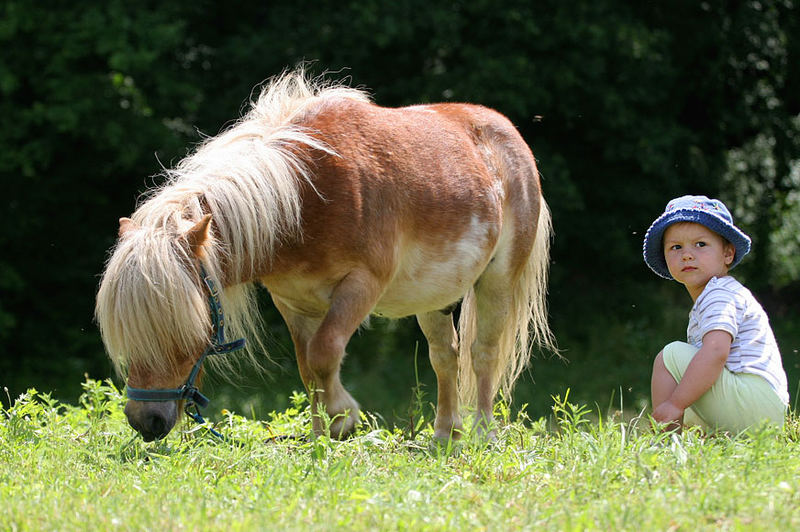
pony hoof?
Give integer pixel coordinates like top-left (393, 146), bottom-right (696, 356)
top-left (433, 425), bottom-right (464, 441)
top-left (315, 408), bottom-right (360, 439)
top-left (474, 426), bottom-right (498, 442)
top-left (472, 418), bottom-right (498, 442)
top-left (330, 415), bottom-right (358, 439)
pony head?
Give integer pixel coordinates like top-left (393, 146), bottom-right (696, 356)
top-left (96, 215), bottom-right (215, 441)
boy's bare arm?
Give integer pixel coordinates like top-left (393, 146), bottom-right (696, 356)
top-left (655, 330), bottom-right (732, 421)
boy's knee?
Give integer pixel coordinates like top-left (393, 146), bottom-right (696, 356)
top-left (652, 350), bottom-right (675, 384)
top-left (661, 341), bottom-right (697, 365)
top-left (663, 341), bottom-right (687, 354)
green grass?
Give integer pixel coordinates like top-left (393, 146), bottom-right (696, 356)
top-left (2, 380), bottom-right (799, 531)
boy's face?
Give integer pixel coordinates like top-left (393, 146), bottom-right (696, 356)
top-left (663, 222), bottom-right (735, 300)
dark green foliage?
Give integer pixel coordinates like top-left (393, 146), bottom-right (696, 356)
top-left (1, 1), bottom-right (798, 418)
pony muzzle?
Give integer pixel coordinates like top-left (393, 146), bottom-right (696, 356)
top-left (124, 400), bottom-right (178, 442)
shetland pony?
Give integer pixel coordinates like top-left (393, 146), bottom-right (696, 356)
top-left (95, 70), bottom-right (555, 441)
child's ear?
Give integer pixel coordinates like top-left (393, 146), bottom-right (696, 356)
top-left (724, 242), bottom-right (735, 266)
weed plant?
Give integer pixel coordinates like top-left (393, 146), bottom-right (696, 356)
top-left (1, 379), bottom-right (799, 531)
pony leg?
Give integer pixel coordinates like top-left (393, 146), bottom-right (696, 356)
top-left (470, 272), bottom-right (515, 439)
top-left (305, 269), bottom-right (384, 438)
top-left (274, 289), bottom-right (365, 439)
top-left (417, 310), bottom-right (463, 440)
top-left (272, 298), bottom-right (320, 394)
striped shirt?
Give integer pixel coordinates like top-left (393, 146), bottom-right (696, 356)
top-left (687, 276), bottom-right (789, 405)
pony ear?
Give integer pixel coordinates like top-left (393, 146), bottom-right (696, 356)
top-left (118, 217), bottom-right (137, 237)
top-left (183, 214), bottom-right (213, 257)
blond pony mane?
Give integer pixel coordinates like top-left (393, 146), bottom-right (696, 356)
top-left (96, 69), bottom-right (370, 376)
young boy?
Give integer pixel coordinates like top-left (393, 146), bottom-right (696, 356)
top-left (643, 195), bottom-right (789, 432)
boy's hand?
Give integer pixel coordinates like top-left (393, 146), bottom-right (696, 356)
top-left (653, 400), bottom-right (684, 430)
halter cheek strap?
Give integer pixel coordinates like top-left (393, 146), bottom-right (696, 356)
top-left (125, 263), bottom-right (246, 409)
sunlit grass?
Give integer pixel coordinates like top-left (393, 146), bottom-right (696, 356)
top-left (1, 380), bottom-right (799, 531)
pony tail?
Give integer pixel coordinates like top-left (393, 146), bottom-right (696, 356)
top-left (456, 287), bottom-right (478, 405)
top-left (526, 199), bottom-right (557, 355)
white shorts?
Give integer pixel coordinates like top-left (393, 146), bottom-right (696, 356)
top-left (662, 341), bottom-right (786, 433)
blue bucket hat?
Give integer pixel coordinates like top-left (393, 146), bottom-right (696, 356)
top-left (643, 195), bottom-right (751, 280)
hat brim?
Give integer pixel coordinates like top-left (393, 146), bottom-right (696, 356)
top-left (643, 209), bottom-right (751, 280)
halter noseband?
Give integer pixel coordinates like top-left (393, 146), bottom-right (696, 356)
top-left (125, 263), bottom-right (246, 410)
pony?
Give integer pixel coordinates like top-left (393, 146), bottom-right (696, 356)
top-left (95, 69), bottom-right (556, 442)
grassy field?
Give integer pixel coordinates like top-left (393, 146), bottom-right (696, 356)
top-left (2, 379), bottom-right (799, 531)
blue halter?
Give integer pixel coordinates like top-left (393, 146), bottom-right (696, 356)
top-left (125, 263), bottom-right (246, 412)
